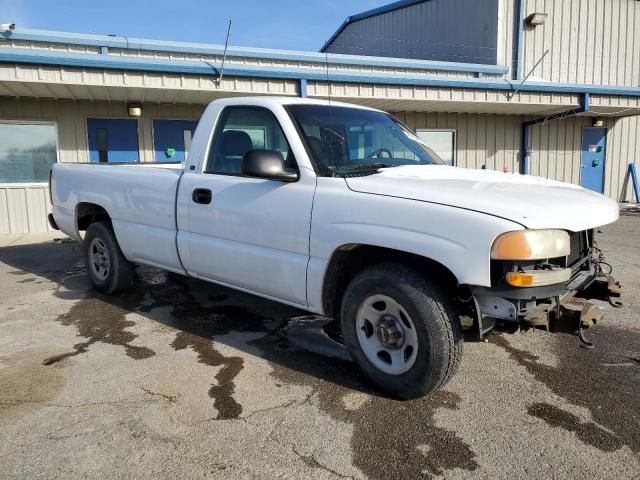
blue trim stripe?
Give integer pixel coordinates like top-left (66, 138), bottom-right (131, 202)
top-left (321, 0), bottom-right (428, 52)
top-left (2, 28), bottom-right (507, 75)
top-left (1, 47), bottom-right (640, 97)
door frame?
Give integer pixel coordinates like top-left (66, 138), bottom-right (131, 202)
top-left (580, 126), bottom-right (607, 193)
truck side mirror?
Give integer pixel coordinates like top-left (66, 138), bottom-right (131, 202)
top-left (241, 149), bottom-right (298, 182)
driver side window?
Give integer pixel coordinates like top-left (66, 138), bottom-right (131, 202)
top-left (206, 107), bottom-right (293, 175)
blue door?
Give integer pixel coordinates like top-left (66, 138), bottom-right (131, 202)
top-left (580, 128), bottom-right (606, 193)
top-left (153, 120), bottom-right (198, 162)
top-left (87, 119), bottom-right (139, 163)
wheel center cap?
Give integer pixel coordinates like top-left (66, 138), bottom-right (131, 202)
top-left (376, 315), bottom-right (405, 349)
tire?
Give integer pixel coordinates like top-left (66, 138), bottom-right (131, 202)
top-left (340, 263), bottom-right (463, 399)
top-left (84, 221), bottom-right (134, 294)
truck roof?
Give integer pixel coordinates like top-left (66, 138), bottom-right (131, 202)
top-left (213, 96), bottom-right (381, 112)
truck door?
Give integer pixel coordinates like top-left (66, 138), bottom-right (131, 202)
top-left (180, 106), bottom-right (315, 306)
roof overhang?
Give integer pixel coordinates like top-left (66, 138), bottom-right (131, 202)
top-left (3, 63), bottom-right (639, 117)
top-left (1, 47), bottom-right (640, 99)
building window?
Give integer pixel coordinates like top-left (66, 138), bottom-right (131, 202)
top-left (0, 122), bottom-right (58, 184)
top-left (416, 130), bottom-right (456, 166)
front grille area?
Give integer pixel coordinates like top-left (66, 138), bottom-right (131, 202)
top-left (567, 230), bottom-right (593, 268)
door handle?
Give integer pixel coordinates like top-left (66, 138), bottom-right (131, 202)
top-left (192, 188), bottom-right (212, 204)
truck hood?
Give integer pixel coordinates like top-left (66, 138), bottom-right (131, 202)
top-left (345, 165), bottom-right (619, 231)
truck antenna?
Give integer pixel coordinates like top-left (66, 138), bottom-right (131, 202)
top-left (217, 19), bottom-right (232, 87)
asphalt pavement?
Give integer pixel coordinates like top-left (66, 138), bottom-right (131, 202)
top-left (0, 216), bottom-right (638, 479)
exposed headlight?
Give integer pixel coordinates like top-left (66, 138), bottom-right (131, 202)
top-left (491, 230), bottom-right (570, 260)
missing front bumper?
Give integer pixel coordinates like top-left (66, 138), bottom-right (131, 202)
top-left (470, 267), bottom-right (622, 344)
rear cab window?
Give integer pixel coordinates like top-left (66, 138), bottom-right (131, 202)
top-left (205, 107), bottom-right (295, 176)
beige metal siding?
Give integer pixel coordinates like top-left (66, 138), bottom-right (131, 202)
top-left (0, 185), bottom-right (53, 234)
top-left (497, 0), bottom-right (517, 79)
top-left (527, 117), bottom-right (589, 184)
top-left (307, 80), bottom-right (584, 115)
top-left (605, 115), bottom-right (640, 201)
top-left (394, 112), bottom-right (523, 172)
top-left (521, 0), bottom-right (640, 86)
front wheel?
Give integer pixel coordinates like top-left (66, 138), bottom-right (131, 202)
top-left (340, 263), bottom-right (463, 399)
top-left (84, 221), bottom-right (134, 294)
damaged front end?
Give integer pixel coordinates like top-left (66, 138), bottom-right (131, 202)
top-left (470, 229), bottom-right (622, 346)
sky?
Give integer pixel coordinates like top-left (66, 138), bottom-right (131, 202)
top-left (0, 0), bottom-right (392, 51)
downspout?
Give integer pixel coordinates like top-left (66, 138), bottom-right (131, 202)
top-left (513, 0), bottom-right (526, 80)
top-left (521, 93), bottom-right (590, 175)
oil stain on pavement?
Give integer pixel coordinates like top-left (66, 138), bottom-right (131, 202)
top-left (253, 327), bottom-right (479, 479)
top-left (0, 348), bottom-right (67, 425)
top-left (490, 329), bottom-right (640, 453)
top-left (43, 294), bottom-right (156, 366)
top-left (43, 267), bottom-right (268, 421)
top-left (527, 403), bottom-right (623, 452)
top-left (140, 277), bottom-right (279, 420)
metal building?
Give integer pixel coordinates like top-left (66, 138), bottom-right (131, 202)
top-left (1, 0), bottom-right (639, 234)
top-left (322, 0), bottom-right (501, 64)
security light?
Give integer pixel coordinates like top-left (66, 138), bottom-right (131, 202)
top-left (0, 23), bottom-right (15, 32)
top-left (525, 13), bottom-right (547, 27)
top-left (593, 119), bottom-right (605, 128)
top-left (127, 104), bottom-right (142, 117)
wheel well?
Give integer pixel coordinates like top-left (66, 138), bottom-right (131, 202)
top-left (76, 202), bottom-right (111, 231)
top-left (321, 244), bottom-right (459, 319)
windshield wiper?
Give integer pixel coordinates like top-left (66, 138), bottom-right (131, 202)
top-left (341, 163), bottom-right (395, 172)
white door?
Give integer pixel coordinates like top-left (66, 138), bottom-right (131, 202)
top-left (182, 106), bottom-right (315, 306)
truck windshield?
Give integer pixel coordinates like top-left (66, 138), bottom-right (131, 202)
top-left (286, 104), bottom-right (444, 176)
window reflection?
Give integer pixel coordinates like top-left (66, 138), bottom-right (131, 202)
top-left (0, 123), bottom-right (58, 183)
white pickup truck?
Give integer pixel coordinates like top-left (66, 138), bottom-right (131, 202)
top-left (49, 96), bottom-right (619, 398)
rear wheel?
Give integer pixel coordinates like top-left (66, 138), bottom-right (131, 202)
top-left (84, 222), bottom-right (134, 294)
top-left (340, 263), bottom-right (463, 399)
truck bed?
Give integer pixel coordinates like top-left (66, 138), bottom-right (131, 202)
top-left (51, 162), bottom-right (185, 272)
